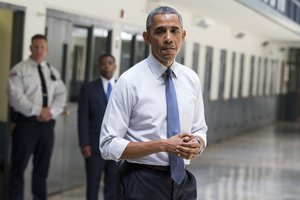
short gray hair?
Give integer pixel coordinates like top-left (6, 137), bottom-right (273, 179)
top-left (146, 6), bottom-right (183, 32)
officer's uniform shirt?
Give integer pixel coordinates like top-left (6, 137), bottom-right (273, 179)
top-left (8, 57), bottom-right (67, 118)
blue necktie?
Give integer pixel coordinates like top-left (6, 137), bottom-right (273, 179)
top-left (106, 82), bottom-right (112, 99)
top-left (165, 68), bottom-right (185, 184)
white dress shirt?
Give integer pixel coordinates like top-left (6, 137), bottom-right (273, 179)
top-left (8, 57), bottom-right (67, 119)
top-left (100, 53), bottom-right (207, 166)
top-left (100, 75), bottom-right (115, 94)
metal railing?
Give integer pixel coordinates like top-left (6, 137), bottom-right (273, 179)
top-left (262, 0), bottom-right (300, 24)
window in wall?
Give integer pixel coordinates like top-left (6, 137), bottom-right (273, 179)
top-left (263, 58), bottom-right (269, 95)
top-left (274, 60), bottom-right (281, 94)
top-left (288, 64), bottom-right (297, 92)
top-left (270, 0), bottom-right (277, 7)
top-left (120, 32), bottom-right (148, 75)
top-left (258, 57), bottom-right (265, 95)
top-left (176, 42), bottom-right (185, 64)
top-left (69, 26), bottom-right (88, 102)
top-left (286, 0), bottom-right (292, 18)
top-left (203, 46), bottom-right (213, 99)
top-left (92, 28), bottom-right (110, 80)
top-left (270, 60), bottom-right (276, 95)
top-left (120, 31), bottom-right (132, 74)
top-left (287, 1), bottom-right (297, 22)
top-left (249, 55), bottom-right (255, 96)
top-left (252, 55), bottom-right (259, 96)
top-left (266, 59), bottom-right (274, 95)
top-left (297, 5), bottom-right (300, 23)
top-left (293, 1), bottom-right (298, 22)
top-left (288, 48), bottom-right (300, 92)
top-left (256, 57), bottom-right (261, 95)
top-left (277, 0), bottom-right (286, 13)
top-left (291, 1), bottom-right (296, 21)
top-left (257, 57), bottom-right (261, 95)
top-left (229, 52), bottom-right (236, 98)
top-left (280, 61), bottom-right (287, 93)
top-left (238, 53), bottom-right (245, 97)
top-left (218, 49), bottom-right (227, 99)
top-left (134, 34), bottom-right (148, 64)
top-left (192, 43), bottom-right (200, 73)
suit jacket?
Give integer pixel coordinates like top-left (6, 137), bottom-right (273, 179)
top-left (78, 78), bottom-right (108, 153)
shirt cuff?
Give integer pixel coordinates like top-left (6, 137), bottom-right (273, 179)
top-left (193, 131), bottom-right (207, 154)
top-left (32, 105), bottom-right (42, 117)
top-left (101, 137), bottom-right (130, 161)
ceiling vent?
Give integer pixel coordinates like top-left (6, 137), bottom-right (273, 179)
top-left (232, 29), bottom-right (246, 39)
top-left (262, 41), bottom-right (269, 47)
top-left (193, 16), bottom-right (215, 29)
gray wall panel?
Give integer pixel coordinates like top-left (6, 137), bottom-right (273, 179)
top-left (205, 96), bottom-right (278, 143)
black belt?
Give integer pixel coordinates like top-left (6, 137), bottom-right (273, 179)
top-left (14, 113), bottom-right (38, 121)
top-left (126, 161), bottom-right (170, 172)
top-left (15, 113), bottom-right (55, 122)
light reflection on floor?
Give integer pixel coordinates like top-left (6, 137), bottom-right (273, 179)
top-left (190, 122), bottom-right (300, 200)
top-left (48, 122), bottom-right (300, 200)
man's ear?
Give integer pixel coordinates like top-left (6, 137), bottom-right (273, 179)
top-left (182, 30), bottom-right (186, 41)
top-left (143, 31), bottom-right (150, 45)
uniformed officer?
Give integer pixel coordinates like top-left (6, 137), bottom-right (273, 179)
top-left (6, 34), bottom-right (67, 200)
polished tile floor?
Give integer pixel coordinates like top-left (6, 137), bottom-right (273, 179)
top-left (48, 122), bottom-right (300, 200)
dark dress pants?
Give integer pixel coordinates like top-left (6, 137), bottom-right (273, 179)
top-left (85, 153), bottom-right (118, 200)
top-left (7, 118), bottom-right (55, 200)
top-left (117, 162), bottom-right (197, 200)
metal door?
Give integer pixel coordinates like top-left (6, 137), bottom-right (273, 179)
top-left (46, 9), bottom-right (113, 194)
top-left (46, 14), bottom-right (85, 194)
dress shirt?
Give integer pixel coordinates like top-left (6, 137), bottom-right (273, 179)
top-left (100, 76), bottom-right (115, 94)
top-left (8, 57), bottom-right (67, 119)
top-left (100, 53), bottom-right (207, 166)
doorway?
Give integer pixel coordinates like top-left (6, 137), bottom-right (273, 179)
top-left (0, 2), bottom-right (24, 199)
top-left (46, 9), bottom-right (112, 194)
top-left (280, 48), bottom-right (300, 121)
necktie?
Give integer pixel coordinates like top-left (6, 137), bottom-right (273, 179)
top-left (37, 64), bottom-right (48, 107)
top-left (165, 68), bottom-right (185, 184)
top-left (106, 82), bottom-right (112, 99)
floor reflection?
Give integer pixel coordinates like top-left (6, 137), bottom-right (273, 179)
top-left (48, 122), bottom-right (300, 200)
top-left (190, 122), bottom-right (300, 200)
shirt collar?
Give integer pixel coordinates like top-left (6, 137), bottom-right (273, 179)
top-left (146, 52), bottom-right (179, 79)
top-left (100, 75), bottom-right (114, 85)
top-left (28, 57), bottom-right (46, 67)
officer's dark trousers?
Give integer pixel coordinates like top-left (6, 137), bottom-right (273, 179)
top-left (7, 116), bottom-right (55, 200)
top-left (117, 161), bottom-right (197, 200)
top-left (85, 153), bottom-right (118, 200)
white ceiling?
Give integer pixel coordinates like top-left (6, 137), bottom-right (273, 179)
top-left (163, 0), bottom-right (300, 43)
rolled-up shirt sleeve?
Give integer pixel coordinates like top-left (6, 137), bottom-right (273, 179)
top-left (192, 82), bottom-right (207, 148)
top-left (99, 76), bottom-right (133, 161)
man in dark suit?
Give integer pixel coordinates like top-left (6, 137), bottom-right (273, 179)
top-left (78, 53), bottom-right (118, 200)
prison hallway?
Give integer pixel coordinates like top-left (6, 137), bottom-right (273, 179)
top-left (47, 122), bottom-right (300, 200)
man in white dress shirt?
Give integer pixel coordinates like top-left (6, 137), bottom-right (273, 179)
top-left (7, 34), bottom-right (67, 200)
top-left (100, 6), bottom-right (207, 200)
